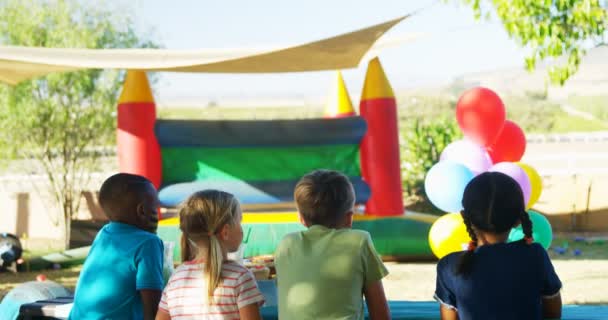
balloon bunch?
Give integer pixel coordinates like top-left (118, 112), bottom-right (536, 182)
top-left (425, 87), bottom-right (551, 258)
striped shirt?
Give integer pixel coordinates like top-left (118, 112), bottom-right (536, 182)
top-left (159, 260), bottom-right (265, 320)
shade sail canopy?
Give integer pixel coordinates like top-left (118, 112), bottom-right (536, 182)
top-left (0, 16), bottom-right (409, 85)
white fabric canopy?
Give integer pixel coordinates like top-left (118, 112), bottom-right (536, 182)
top-left (0, 16), bottom-right (410, 85)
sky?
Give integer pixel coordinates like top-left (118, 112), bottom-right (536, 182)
top-left (115, 0), bottom-right (528, 105)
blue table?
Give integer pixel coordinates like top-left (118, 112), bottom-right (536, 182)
top-left (17, 281), bottom-right (608, 320)
top-left (18, 299), bottom-right (608, 320)
top-left (261, 301), bottom-right (608, 320)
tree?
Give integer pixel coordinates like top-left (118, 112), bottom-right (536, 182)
top-left (461, 0), bottom-right (607, 84)
top-left (0, 0), bottom-right (159, 248)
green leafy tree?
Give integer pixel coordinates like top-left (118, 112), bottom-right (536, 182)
top-left (461, 0), bottom-right (607, 84)
top-left (401, 119), bottom-right (461, 197)
top-left (399, 94), bottom-right (462, 213)
top-left (0, 0), bottom-right (158, 248)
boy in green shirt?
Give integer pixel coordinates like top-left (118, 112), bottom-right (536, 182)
top-left (275, 169), bottom-right (390, 320)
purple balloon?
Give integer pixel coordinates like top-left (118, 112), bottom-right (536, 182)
top-left (440, 139), bottom-right (492, 175)
top-left (489, 162), bottom-right (531, 204)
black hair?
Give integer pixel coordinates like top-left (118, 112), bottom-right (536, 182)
top-left (456, 171), bottom-right (533, 276)
top-left (294, 169), bottom-right (355, 228)
top-left (98, 173), bottom-right (153, 220)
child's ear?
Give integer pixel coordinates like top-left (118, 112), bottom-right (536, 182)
top-left (219, 223), bottom-right (230, 240)
top-left (136, 202), bottom-right (145, 217)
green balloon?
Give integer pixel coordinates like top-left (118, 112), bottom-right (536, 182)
top-left (508, 210), bottom-right (553, 249)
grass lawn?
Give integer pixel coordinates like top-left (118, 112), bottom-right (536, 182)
top-left (0, 266), bottom-right (80, 301)
top-left (548, 233), bottom-right (608, 260)
top-left (551, 112), bottom-right (608, 133)
top-left (567, 95), bottom-right (608, 121)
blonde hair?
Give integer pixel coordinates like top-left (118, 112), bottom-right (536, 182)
top-left (179, 190), bottom-right (241, 302)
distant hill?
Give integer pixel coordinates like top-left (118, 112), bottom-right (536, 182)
top-left (156, 47), bottom-right (608, 109)
top-left (451, 46), bottom-right (608, 100)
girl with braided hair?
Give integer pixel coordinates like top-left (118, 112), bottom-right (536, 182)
top-left (434, 172), bottom-right (562, 320)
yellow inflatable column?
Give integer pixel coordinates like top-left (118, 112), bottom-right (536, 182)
top-left (324, 71), bottom-right (356, 117)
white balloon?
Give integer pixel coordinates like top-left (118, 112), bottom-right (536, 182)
top-left (440, 139), bottom-right (492, 175)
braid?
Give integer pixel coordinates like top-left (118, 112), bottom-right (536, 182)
top-left (519, 210), bottom-right (534, 245)
top-left (456, 214), bottom-right (478, 276)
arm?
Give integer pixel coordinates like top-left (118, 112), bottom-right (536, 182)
top-left (140, 289), bottom-right (162, 320)
top-left (239, 303), bottom-right (263, 320)
top-left (538, 245), bottom-right (562, 319)
top-left (435, 258), bottom-right (459, 320)
top-left (439, 304), bottom-right (459, 320)
top-left (155, 309), bottom-right (171, 320)
top-left (236, 269), bottom-right (265, 319)
top-left (360, 233), bottom-right (390, 320)
top-left (136, 239), bottom-right (165, 320)
top-left (363, 280), bottom-right (390, 320)
top-left (542, 293), bottom-right (562, 320)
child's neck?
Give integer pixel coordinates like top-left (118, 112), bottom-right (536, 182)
top-left (475, 230), bottom-right (510, 246)
top-left (194, 242), bottom-right (229, 261)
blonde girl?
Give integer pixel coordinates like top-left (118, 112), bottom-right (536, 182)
top-left (156, 190), bottom-right (264, 320)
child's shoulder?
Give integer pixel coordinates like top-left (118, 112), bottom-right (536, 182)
top-left (282, 228), bottom-right (370, 243)
top-left (338, 228), bottom-right (370, 237)
top-left (128, 230), bottom-right (163, 250)
top-left (222, 261), bottom-right (253, 279)
top-left (102, 222), bottom-right (161, 240)
top-left (334, 228), bottom-right (372, 243)
top-left (171, 260), bottom-right (250, 277)
top-left (95, 222), bottom-right (161, 251)
top-left (526, 242), bottom-right (551, 263)
top-left (223, 260), bottom-right (249, 273)
top-left (437, 250), bottom-right (465, 269)
top-left (174, 260), bottom-right (203, 272)
top-left (506, 240), bottom-right (548, 259)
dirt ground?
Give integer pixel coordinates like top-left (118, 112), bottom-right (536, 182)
top-left (383, 260), bottom-right (608, 305)
top-left (1, 260), bottom-right (607, 305)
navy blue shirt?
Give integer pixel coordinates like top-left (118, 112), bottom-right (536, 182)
top-left (434, 241), bottom-right (562, 320)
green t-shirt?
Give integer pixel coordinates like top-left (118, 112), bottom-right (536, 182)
top-left (275, 225), bottom-right (389, 320)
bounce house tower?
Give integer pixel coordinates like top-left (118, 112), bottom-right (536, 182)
top-left (359, 58), bottom-right (404, 216)
top-left (324, 71), bottom-right (356, 118)
top-left (116, 70), bottom-right (162, 189)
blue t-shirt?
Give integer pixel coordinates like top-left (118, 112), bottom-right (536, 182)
top-left (434, 241), bottom-right (562, 320)
top-left (69, 222), bottom-right (164, 320)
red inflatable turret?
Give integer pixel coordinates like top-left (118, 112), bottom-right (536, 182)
top-left (116, 70), bottom-right (162, 189)
top-left (359, 58), bottom-right (404, 216)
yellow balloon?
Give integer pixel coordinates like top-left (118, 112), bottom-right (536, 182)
top-left (516, 163), bottom-right (542, 209)
top-left (428, 213), bottom-right (472, 259)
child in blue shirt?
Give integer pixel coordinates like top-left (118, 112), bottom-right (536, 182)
top-left (434, 172), bottom-right (562, 320)
top-left (69, 173), bottom-right (164, 320)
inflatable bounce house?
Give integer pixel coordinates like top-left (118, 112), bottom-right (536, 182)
top-left (116, 58), bottom-right (435, 260)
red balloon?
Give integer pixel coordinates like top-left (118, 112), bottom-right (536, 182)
top-left (487, 120), bottom-right (526, 163)
top-left (456, 87), bottom-right (506, 146)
